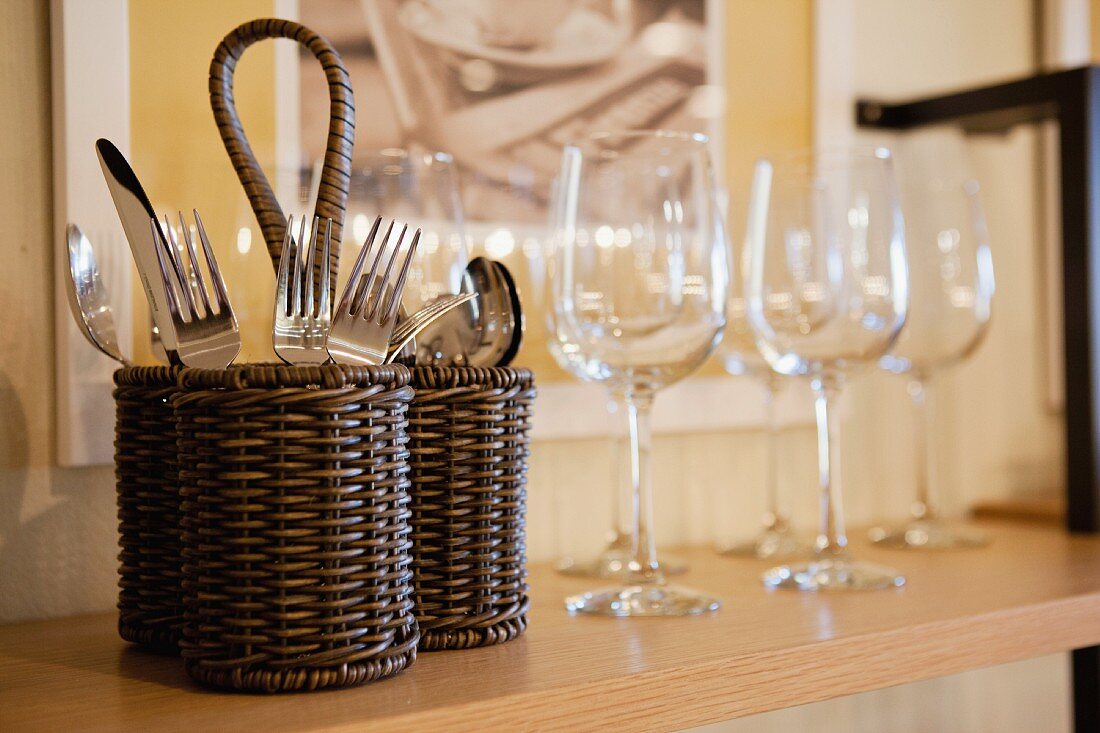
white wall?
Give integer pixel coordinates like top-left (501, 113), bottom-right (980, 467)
top-left (0, 0), bottom-right (121, 623)
top-left (843, 0), bottom-right (1065, 522)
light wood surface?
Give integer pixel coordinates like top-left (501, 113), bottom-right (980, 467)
top-left (971, 494), bottom-right (1066, 525)
top-left (2, 522), bottom-right (1099, 732)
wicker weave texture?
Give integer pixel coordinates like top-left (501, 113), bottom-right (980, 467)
top-left (114, 366), bottom-right (184, 653)
top-left (407, 367), bottom-right (535, 651)
top-left (210, 17), bottom-right (353, 293)
top-left (175, 365), bottom-right (419, 692)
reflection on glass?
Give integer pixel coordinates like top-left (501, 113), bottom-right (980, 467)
top-left (549, 130), bottom-right (728, 615)
top-left (717, 219), bottom-right (810, 561)
top-left (746, 147), bottom-right (909, 591)
top-left (343, 149), bottom-right (470, 312)
top-left (871, 132), bottom-right (995, 550)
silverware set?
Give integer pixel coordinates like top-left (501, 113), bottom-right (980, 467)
top-left (72, 139), bottom-right (519, 370)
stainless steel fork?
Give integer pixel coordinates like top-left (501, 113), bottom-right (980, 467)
top-left (385, 292), bottom-right (478, 363)
top-left (151, 210), bottom-right (240, 369)
top-left (274, 214), bottom-right (332, 365)
top-left (326, 216), bottom-right (420, 366)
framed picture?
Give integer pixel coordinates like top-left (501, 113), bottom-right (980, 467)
top-left (300, 0), bottom-right (717, 221)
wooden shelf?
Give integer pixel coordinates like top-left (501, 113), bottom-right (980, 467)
top-left (971, 494), bottom-right (1065, 525)
top-left (3, 522), bottom-right (1100, 732)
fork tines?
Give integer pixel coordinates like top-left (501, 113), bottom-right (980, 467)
top-left (152, 211), bottom-right (230, 321)
top-left (150, 210), bottom-right (239, 369)
top-left (338, 216), bottom-right (420, 325)
top-left (326, 216), bottom-right (421, 366)
top-left (276, 214), bottom-right (332, 319)
top-left (273, 214), bottom-right (333, 366)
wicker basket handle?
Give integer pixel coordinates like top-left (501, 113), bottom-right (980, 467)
top-left (209, 17), bottom-right (354, 289)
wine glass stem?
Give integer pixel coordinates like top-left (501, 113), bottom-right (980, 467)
top-left (626, 387), bottom-right (663, 585)
top-left (608, 389), bottom-right (631, 550)
top-left (762, 375), bottom-right (786, 533)
top-left (910, 374), bottom-right (938, 522)
top-left (811, 376), bottom-right (848, 559)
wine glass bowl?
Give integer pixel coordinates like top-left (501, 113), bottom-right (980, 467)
top-left (747, 149), bottom-right (908, 380)
top-left (746, 147), bottom-right (909, 591)
top-left (549, 130), bottom-right (728, 615)
top-left (553, 137), bottom-right (727, 391)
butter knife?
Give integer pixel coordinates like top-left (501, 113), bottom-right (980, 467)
top-left (95, 138), bottom-right (179, 356)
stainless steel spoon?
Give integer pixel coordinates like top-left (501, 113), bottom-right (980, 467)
top-left (386, 292), bottom-right (479, 364)
top-left (462, 256), bottom-right (509, 367)
top-left (416, 257), bottom-right (519, 367)
top-left (490, 259), bottom-right (523, 367)
top-left (65, 224), bottom-right (130, 366)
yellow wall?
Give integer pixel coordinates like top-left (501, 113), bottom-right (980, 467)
top-left (129, 0), bottom-right (278, 363)
top-left (1093, 0), bottom-right (1100, 60)
top-left (724, 1), bottom-right (813, 220)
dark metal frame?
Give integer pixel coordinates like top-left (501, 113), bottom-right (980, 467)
top-left (856, 65), bottom-right (1099, 731)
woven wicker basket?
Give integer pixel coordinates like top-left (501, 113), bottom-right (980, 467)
top-left (175, 364), bottom-right (420, 693)
top-left (114, 365), bottom-right (184, 653)
top-left (407, 366), bottom-right (535, 651)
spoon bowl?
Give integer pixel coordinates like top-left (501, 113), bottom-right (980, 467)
top-left (416, 257), bottom-right (518, 367)
top-left (65, 224), bottom-right (129, 366)
top-left (490, 259), bottom-right (523, 367)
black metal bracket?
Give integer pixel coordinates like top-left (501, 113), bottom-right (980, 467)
top-left (857, 65), bottom-right (1100, 731)
top-left (858, 65), bottom-right (1100, 533)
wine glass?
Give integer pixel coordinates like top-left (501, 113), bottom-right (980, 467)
top-left (343, 148), bottom-right (470, 311)
top-left (718, 226), bottom-right (810, 560)
top-left (745, 147), bottom-right (909, 591)
top-left (548, 130), bottom-right (729, 615)
top-left (870, 132), bottom-right (995, 549)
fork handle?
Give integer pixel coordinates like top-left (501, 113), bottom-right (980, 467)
top-left (210, 18), bottom-right (353, 291)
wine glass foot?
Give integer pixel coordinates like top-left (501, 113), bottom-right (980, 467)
top-left (762, 558), bottom-right (905, 591)
top-left (718, 530), bottom-right (811, 560)
top-left (565, 583), bottom-right (721, 616)
top-left (555, 550), bottom-right (688, 578)
top-left (868, 520), bottom-right (989, 550)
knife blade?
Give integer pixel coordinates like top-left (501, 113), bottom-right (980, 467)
top-left (95, 138), bottom-right (179, 354)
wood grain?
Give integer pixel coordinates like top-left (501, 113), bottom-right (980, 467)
top-left (2, 523), bottom-right (1099, 732)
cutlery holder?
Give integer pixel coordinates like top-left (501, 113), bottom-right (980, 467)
top-left (114, 365), bottom-right (184, 653)
top-left (407, 366), bottom-right (535, 651)
top-left (174, 364), bottom-right (419, 693)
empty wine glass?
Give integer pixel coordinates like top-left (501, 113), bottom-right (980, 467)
top-left (746, 147), bottom-right (909, 591)
top-left (549, 130), bottom-right (728, 615)
top-left (718, 229), bottom-right (810, 560)
top-left (343, 148), bottom-right (470, 309)
top-left (870, 132), bottom-right (995, 549)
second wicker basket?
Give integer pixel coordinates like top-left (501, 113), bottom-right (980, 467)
top-left (407, 366), bottom-right (535, 651)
